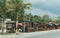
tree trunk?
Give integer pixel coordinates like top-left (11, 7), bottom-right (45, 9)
top-left (16, 12), bottom-right (19, 34)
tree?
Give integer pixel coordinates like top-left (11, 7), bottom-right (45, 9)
top-left (42, 14), bottom-right (52, 23)
top-left (0, 0), bottom-right (7, 34)
top-left (33, 15), bottom-right (41, 22)
top-left (9, 0), bottom-right (31, 33)
top-left (53, 16), bottom-right (60, 23)
top-left (0, 0), bottom-right (31, 34)
top-left (4, 0), bottom-right (31, 21)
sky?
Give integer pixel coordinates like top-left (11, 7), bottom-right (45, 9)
top-left (23, 0), bottom-right (60, 19)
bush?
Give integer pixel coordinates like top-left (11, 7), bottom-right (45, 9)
top-left (0, 22), bottom-right (2, 30)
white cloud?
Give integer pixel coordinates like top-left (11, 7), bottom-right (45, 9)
top-left (24, 0), bottom-right (60, 7)
top-left (23, 0), bottom-right (31, 3)
top-left (24, 0), bottom-right (46, 4)
top-left (25, 8), bottom-right (59, 19)
top-left (24, 0), bottom-right (60, 4)
top-left (29, 0), bottom-right (46, 4)
top-left (24, 0), bottom-right (60, 19)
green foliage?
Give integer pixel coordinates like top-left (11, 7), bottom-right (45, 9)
top-left (0, 0), bottom-right (31, 21)
top-left (0, 19), bottom-right (2, 30)
top-left (0, 0), bottom-right (60, 24)
top-left (42, 14), bottom-right (52, 23)
top-left (52, 16), bottom-right (60, 23)
top-left (33, 15), bottom-right (41, 22)
top-left (0, 22), bottom-right (2, 30)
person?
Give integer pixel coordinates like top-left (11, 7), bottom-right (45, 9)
top-left (17, 22), bottom-right (23, 32)
top-left (48, 22), bottom-right (53, 30)
top-left (18, 29), bottom-right (22, 32)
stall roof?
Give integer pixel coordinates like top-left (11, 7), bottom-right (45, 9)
top-left (19, 21), bottom-right (41, 23)
top-left (6, 21), bottom-right (15, 24)
top-left (18, 23), bottom-right (23, 26)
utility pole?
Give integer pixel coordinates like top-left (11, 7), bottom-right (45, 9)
top-left (28, 8), bottom-right (31, 32)
top-left (23, 15), bottom-right (25, 32)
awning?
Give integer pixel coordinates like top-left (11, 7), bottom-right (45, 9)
top-left (18, 23), bottom-right (23, 26)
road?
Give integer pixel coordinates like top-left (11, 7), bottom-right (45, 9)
top-left (0, 29), bottom-right (60, 38)
top-left (25, 29), bottom-right (60, 38)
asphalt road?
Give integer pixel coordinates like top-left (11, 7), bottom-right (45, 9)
top-left (0, 29), bottom-right (60, 38)
top-left (25, 30), bottom-right (60, 38)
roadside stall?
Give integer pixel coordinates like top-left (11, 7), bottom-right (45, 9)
top-left (6, 21), bottom-right (16, 33)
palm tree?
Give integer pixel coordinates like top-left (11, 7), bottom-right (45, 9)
top-left (0, 0), bottom-right (7, 34)
top-left (0, 0), bottom-right (31, 34)
top-left (10, 0), bottom-right (31, 34)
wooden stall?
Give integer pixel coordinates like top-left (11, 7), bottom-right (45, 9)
top-left (23, 21), bottom-right (39, 32)
top-left (6, 21), bottom-right (16, 33)
top-left (23, 21), bottom-right (60, 32)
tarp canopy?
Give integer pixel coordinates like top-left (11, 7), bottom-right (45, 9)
top-left (18, 23), bottom-right (23, 26)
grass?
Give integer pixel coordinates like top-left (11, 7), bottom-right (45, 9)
top-left (0, 33), bottom-right (16, 35)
